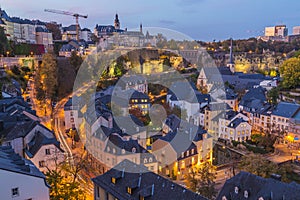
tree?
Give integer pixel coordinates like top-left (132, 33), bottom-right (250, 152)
top-left (91, 33), bottom-right (98, 44)
top-left (267, 87), bottom-right (279, 105)
top-left (0, 26), bottom-right (9, 55)
top-left (69, 51), bottom-right (83, 74)
top-left (41, 53), bottom-right (58, 102)
top-left (185, 162), bottom-right (217, 199)
top-left (238, 154), bottom-right (277, 178)
top-left (46, 23), bottom-right (62, 40)
top-left (34, 65), bottom-right (46, 101)
top-left (185, 167), bottom-right (199, 192)
top-left (197, 162), bottom-right (217, 199)
top-left (279, 57), bottom-right (300, 89)
top-left (46, 155), bottom-right (86, 200)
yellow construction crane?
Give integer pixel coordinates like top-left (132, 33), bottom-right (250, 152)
top-left (44, 9), bottom-right (88, 41)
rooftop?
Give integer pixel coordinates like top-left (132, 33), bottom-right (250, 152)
top-left (0, 146), bottom-right (46, 179)
top-left (217, 171), bottom-right (300, 200)
top-left (92, 159), bottom-right (208, 200)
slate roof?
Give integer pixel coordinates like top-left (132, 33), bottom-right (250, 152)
top-left (104, 134), bottom-right (145, 156)
top-left (239, 86), bottom-right (268, 112)
top-left (168, 82), bottom-right (210, 104)
top-left (36, 27), bottom-right (50, 33)
top-left (92, 159), bottom-right (208, 200)
top-left (227, 118), bottom-right (246, 129)
top-left (164, 114), bottom-right (181, 131)
top-left (0, 120), bottom-right (38, 141)
top-left (217, 171), bottom-right (300, 200)
top-left (272, 102), bottom-right (300, 118)
top-left (0, 146), bottom-right (46, 180)
top-left (25, 131), bottom-right (64, 158)
top-left (62, 24), bottom-right (78, 32)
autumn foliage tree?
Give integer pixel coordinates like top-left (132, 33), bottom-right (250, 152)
top-left (46, 155), bottom-right (87, 200)
top-left (279, 57), bottom-right (300, 89)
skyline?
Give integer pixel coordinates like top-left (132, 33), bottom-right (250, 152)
top-left (2, 0), bottom-right (300, 41)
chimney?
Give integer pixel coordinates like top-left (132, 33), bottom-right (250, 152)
top-left (0, 120), bottom-right (3, 131)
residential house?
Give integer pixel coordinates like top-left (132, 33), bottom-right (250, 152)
top-left (167, 81), bottom-right (210, 122)
top-left (217, 171), bottom-right (300, 200)
top-left (0, 146), bottom-right (50, 200)
top-left (118, 75), bottom-right (148, 94)
top-left (152, 119), bottom-right (213, 180)
top-left (64, 97), bottom-right (83, 131)
top-left (92, 159), bottom-right (208, 200)
top-left (25, 131), bottom-right (65, 174)
top-left (271, 102), bottom-right (300, 134)
top-left (218, 111), bottom-right (251, 141)
top-left (239, 86), bottom-right (269, 126)
top-left (61, 24), bottom-right (80, 41)
top-left (0, 98), bottom-right (65, 172)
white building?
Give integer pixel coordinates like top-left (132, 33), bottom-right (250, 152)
top-left (167, 82), bottom-right (210, 121)
top-left (25, 132), bottom-right (65, 174)
top-left (0, 146), bottom-right (50, 200)
top-left (271, 102), bottom-right (300, 133)
top-left (293, 26), bottom-right (300, 35)
top-left (81, 28), bottom-right (92, 42)
top-left (218, 111), bottom-right (251, 141)
top-left (36, 27), bottom-right (53, 48)
top-left (64, 97), bottom-right (83, 131)
top-left (260, 80), bottom-right (278, 91)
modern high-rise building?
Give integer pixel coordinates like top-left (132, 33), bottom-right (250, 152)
top-left (293, 26), bottom-right (300, 35)
top-left (265, 25), bottom-right (288, 37)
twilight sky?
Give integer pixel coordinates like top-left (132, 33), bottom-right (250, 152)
top-left (1, 0), bottom-right (300, 41)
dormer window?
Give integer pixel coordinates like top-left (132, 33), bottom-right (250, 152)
top-left (234, 186), bottom-right (239, 194)
top-left (144, 158), bottom-right (148, 164)
top-left (222, 196), bottom-right (227, 200)
top-left (127, 187), bottom-right (132, 194)
top-left (132, 147), bottom-right (136, 153)
top-left (122, 149), bottom-right (125, 154)
top-left (244, 190), bottom-right (249, 198)
top-left (258, 197), bottom-right (264, 200)
top-left (111, 177), bottom-right (116, 184)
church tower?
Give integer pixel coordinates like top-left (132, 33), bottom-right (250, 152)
top-left (227, 38), bottom-right (235, 73)
top-left (114, 13), bottom-right (120, 30)
top-left (140, 23), bottom-right (143, 34)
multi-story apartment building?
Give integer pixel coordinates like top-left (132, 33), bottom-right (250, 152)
top-left (0, 146), bottom-right (50, 200)
top-left (218, 111), bottom-right (251, 141)
top-left (271, 102), bottom-right (300, 133)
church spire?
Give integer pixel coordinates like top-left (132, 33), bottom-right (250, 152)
top-left (227, 38), bottom-right (235, 73)
top-left (114, 13), bottom-right (120, 30)
top-left (229, 38), bottom-right (234, 64)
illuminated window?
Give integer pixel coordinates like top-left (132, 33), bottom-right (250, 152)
top-left (127, 187), bottom-right (132, 194)
top-left (111, 177), bottom-right (116, 184)
top-left (230, 130), bottom-right (233, 135)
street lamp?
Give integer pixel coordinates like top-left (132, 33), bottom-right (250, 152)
top-left (6, 51), bottom-right (9, 57)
